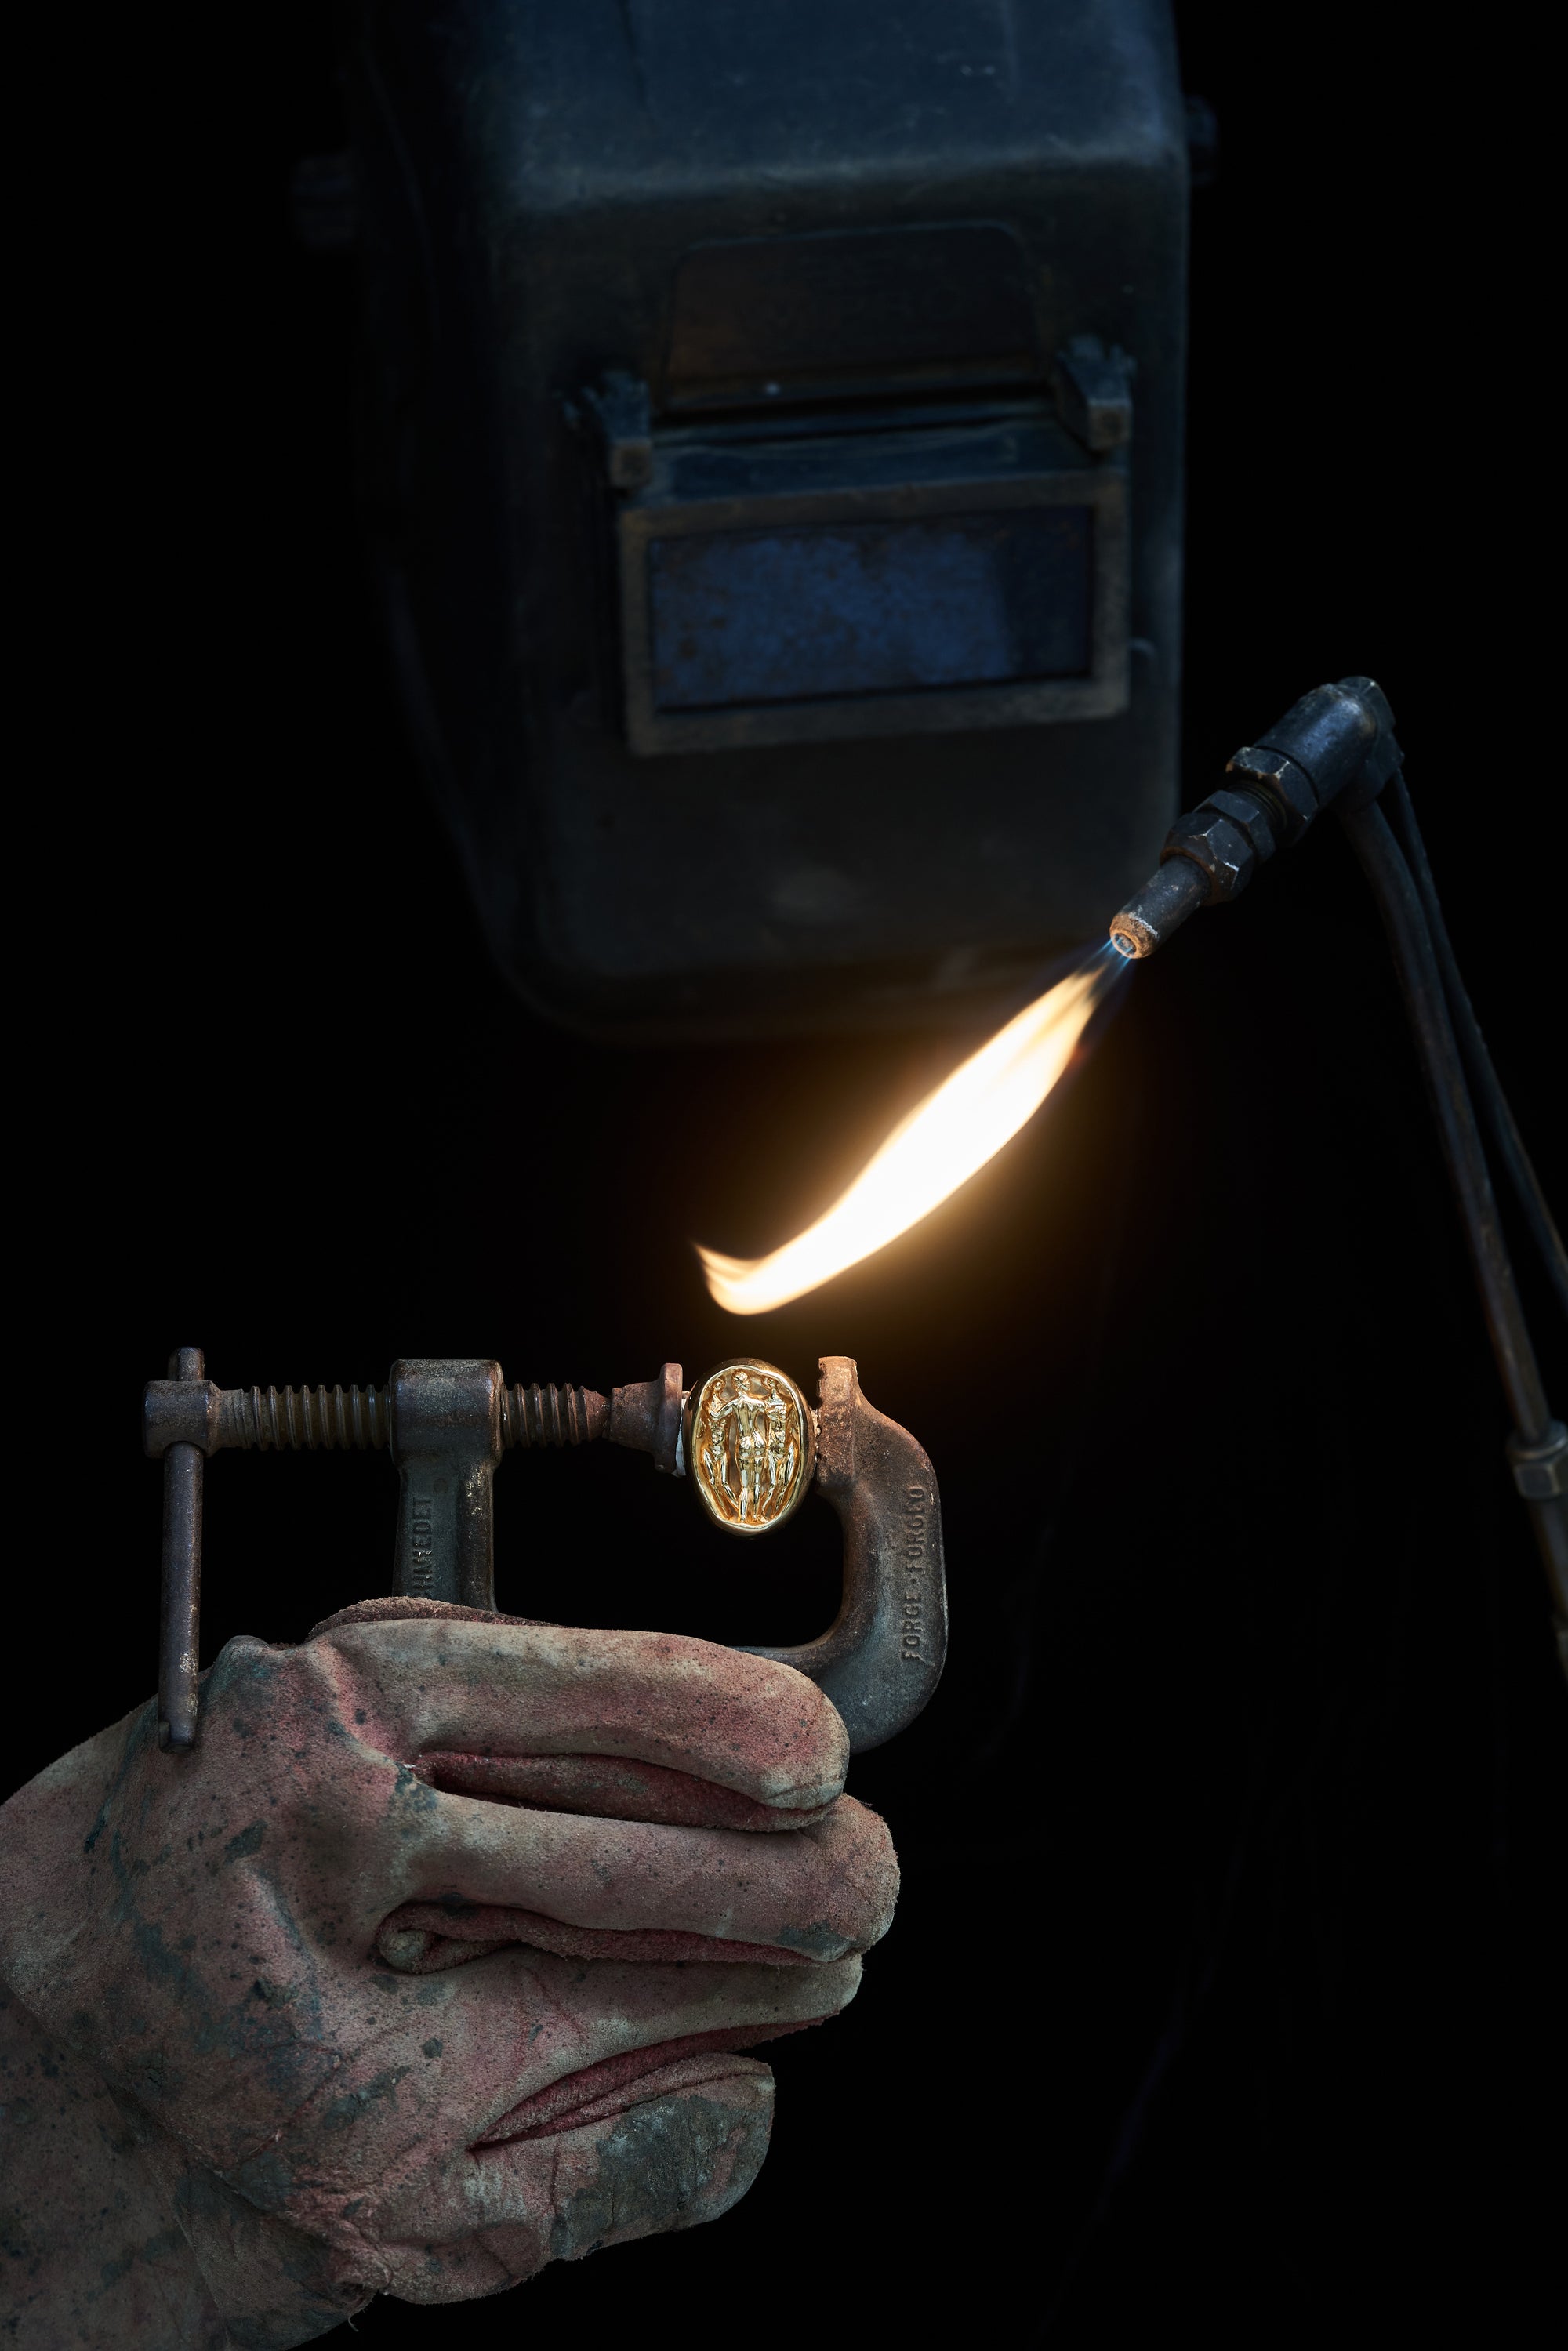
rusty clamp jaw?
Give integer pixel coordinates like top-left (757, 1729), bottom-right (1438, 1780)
top-left (144, 1351), bottom-right (945, 1755)
top-left (738, 1358), bottom-right (945, 1754)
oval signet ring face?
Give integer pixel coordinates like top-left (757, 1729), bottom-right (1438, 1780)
top-left (683, 1359), bottom-right (817, 1536)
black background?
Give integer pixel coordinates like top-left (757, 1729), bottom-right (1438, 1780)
top-left (15, 7), bottom-right (1566, 2342)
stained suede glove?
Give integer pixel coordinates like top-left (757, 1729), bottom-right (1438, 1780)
top-left (0, 1598), bottom-right (897, 2348)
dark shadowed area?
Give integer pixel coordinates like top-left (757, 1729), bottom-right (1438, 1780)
top-left (13, 5), bottom-right (1564, 2344)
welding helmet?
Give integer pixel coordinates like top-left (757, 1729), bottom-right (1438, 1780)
top-left (346, 0), bottom-right (1191, 1039)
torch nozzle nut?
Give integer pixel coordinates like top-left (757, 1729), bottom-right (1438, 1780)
top-left (1163, 807), bottom-right (1259, 902)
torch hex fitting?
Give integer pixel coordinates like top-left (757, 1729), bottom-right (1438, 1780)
top-left (1109, 676), bottom-right (1403, 959)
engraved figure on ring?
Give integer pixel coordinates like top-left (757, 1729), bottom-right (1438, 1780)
top-left (703, 1370), bottom-right (793, 1526)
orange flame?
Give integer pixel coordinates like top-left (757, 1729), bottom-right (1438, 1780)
top-left (698, 945), bottom-right (1124, 1315)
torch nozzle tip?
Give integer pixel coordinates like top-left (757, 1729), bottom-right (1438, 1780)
top-left (1109, 857), bottom-right (1210, 962)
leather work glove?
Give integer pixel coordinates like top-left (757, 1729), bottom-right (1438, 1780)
top-left (0, 1598), bottom-right (897, 2347)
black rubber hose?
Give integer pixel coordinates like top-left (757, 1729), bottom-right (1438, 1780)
top-left (1381, 772), bottom-right (1568, 1326)
top-left (1338, 801), bottom-right (1567, 1633)
top-left (1337, 801), bottom-right (1551, 1439)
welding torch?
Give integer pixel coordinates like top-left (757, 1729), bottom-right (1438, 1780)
top-left (1109, 678), bottom-right (1568, 1670)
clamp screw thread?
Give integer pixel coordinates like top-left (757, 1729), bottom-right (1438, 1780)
top-left (218, 1384), bottom-right (391, 1452)
top-left (501, 1383), bottom-right (606, 1448)
top-left (202, 1381), bottom-right (607, 1451)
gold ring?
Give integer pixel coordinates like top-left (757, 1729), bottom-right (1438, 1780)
top-left (682, 1359), bottom-right (816, 1536)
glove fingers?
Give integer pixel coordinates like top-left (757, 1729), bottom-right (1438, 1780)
top-left (473, 2034), bottom-right (801, 2146)
top-left (376, 1899), bottom-right (819, 1970)
top-left (412, 1750), bottom-right (836, 1832)
top-left (316, 1615), bottom-right (848, 1811)
top-left (368, 2066), bottom-right (777, 2299)
top-left (385, 1788), bottom-right (898, 1961)
top-left (255, 1951), bottom-right (860, 2181)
